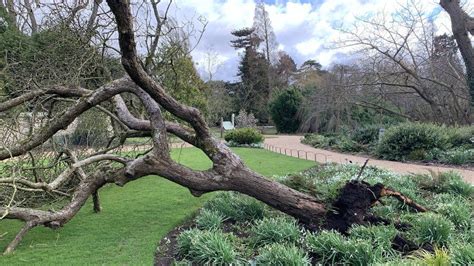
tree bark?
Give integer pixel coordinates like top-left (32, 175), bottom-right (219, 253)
top-left (92, 191), bottom-right (101, 213)
top-left (440, 0), bottom-right (474, 108)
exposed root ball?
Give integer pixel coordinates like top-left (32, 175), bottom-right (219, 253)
top-left (324, 180), bottom-right (384, 233)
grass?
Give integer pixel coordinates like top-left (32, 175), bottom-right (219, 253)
top-left (0, 147), bottom-right (314, 265)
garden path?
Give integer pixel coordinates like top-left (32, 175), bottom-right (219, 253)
top-left (264, 135), bottom-right (474, 184)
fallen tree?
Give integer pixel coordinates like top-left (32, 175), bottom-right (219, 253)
top-left (0, 1), bottom-right (427, 255)
top-left (440, 0), bottom-right (474, 108)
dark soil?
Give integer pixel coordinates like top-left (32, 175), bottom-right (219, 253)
top-left (322, 180), bottom-right (424, 253)
top-left (324, 180), bottom-right (384, 233)
top-left (154, 220), bottom-right (194, 266)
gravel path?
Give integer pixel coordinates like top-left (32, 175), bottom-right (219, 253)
top-left (264, 135), bottom-right (474, 184)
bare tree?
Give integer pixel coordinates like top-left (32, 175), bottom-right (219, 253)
top-left (440, 0), bottom-right (474, 108)
top-left (0, 0), bottom-right (425, 255)
top-left (253, 1), bottom-right (278, 64)
top-left (202, 47), bottom-right (223, 81)
top-left (336, 0), bottom-right (471, 124)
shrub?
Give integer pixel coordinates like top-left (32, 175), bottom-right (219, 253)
top-left (256, 243), bottom-right (310, 266)
top-left (333, 135), bottom-right (364, 152)
top-left (302, 134), bottom-right (363, 152)
top-left (407, 149), bottom-right (428, 161)
top-left (351, 125), bottom-right (380, 145)
top-left (69, 109), bottom-right (110, 147)
top-left (224, 128), bottom-right (264, 145)
top-left (204, 192), bottom-right (265, 222)
top-left (269, 88), bottom-right (303, 133)
top-left (185, 230), bottom-right (238, 264)
top-left (250, 217), bottom-right (301, 247)
top-left (405, 213), bottom-right (454, 246)
top-left (376, 123), bottom-right (449, 161)
top-left (438, 148), bottom-right (474, 165)
top-left (301, 134), bottom-right (330, 148)
top-left (447, 126), bottom-right (474, 148)
top-left (196, 209), bottom-right (226, 230)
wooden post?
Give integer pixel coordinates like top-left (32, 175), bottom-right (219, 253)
top-left (220, 117), bottom-right (224, 139)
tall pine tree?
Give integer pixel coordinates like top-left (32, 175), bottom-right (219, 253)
top-left (231, 27), bottom-right (270, 123)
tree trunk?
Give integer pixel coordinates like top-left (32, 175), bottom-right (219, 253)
top-left (229, 167), bottom-right (327, 224)
top-left (92, 190), bottom-right (101, 213)
top-left (440, 0), bottom-right (474, 109)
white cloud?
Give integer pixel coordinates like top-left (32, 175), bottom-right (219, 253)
top-left (169, 0), bottom-right (455, 81)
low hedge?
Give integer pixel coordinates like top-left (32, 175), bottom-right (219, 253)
top-left (224, 128), bottom-right (264, 145)
top-left (375, 123), bottom-right (449, 161)
top-left (302, 123), bottom-right (473, 164)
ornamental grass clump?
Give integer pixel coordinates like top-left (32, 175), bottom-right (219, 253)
top-left (404, 213), bottom-right (454, 246)
top-left (256, 243), bottom-right (310, 266)
top-left (305, 230), bottom-right (382, 265)
top-left (177, 229), bottom-right (239, 264)
top-left (204, 192), bottom-right (265, 222)
top-left (250, 216), bottom-right (301, 247)
top-left (196, 209), bottom-right (226, 230)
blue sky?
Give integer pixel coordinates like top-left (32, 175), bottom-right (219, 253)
top-left (169, 0), bottom-right (455, 81)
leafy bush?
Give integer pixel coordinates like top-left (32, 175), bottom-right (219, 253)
top-left (196, 209), bottom-right (226, 230)
top-left (446, 126), bottom-right (474, 148)
top-left (351, 125), bottom-right (380, 145)
top-left (269, 88), bottom-right (303, 133)
top-left (333, 135), bottom-right (365, 152)
top-left (301, 134), bottom-right (331, 148)
top-left (178, 230), bottom-right (238, 264)
top-left (224, 128), bottom-right (264, 145)
top-left (250, 217), bottom-right (301, 247)
top-left (204, 192), bottom-right (265, 222)
top-left (376, 123), bottom-right (449, 161)
top-left (437, 148), bottom-right (474, 165)
top-left (405, 213), bottom-right (454, 246)
top-left (256, 243), bottom-right (310, 266)
top-left (69, 110), bottom-right (110, 147)
top-left (302, 134), bottom-right (364, 152)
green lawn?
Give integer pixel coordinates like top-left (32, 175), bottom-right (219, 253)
top-left (0, 148), bottom-right (314, 265)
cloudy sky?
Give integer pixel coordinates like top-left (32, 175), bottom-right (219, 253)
top-left (165, 0), bottom-right (458, 81)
